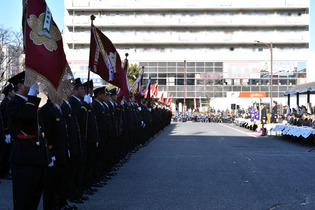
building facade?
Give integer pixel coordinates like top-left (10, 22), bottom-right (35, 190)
top-left (64, 0), bottom-right (310, 111)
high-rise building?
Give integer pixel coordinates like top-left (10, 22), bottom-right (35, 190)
top-left (64, 0), bottom-right (310, 111)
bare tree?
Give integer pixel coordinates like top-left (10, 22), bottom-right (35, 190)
top-left (206, 79), bottom-right (224, 110)
top-left (0, 25), bottom-right (23, 87)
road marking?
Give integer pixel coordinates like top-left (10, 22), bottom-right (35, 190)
top-left (218, 123), bottom-right (258, 138)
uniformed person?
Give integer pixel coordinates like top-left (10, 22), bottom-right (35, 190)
top-left (7, 72), bottom-right (47, 209)
top-left (260, 104), bottom-right (267, 136)
top-left (39, 99), bottom-right (68, 209)
top-left (0, 83), bottom-right (15, 179)
top-left (0, 107), bottom-right (5, 183)
top-left (271, 101), bottom-right (278, 123)
top-left (60, 86), bottom-right (82, 208)
top-left (92, 87), bottom-right (109, 182)
top-left (68, 78), bottom-right (89, 203)
top-left (82, 80), bottom-right (102, 191)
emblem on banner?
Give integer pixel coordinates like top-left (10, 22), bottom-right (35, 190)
top-left (27, 6), bottom-right (61, 52)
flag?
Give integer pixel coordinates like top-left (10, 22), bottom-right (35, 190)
top-left (143, 79), bottom-right (151, 99)
top-left (135, 71), bottom-right (143, 106)
top-left (159, 92), bottom-right (164, 103)
top-left (23, 0), bottom-right (73, 104)
top-left (165, 93), bottom-right (170, 105)
top-left (169, 96), bottom-right (173, 105)
top-left (129, 70), bottom-right (144, 91)
top-left (169, 96), bottom-right (173, 111)
top-left (117, 55), bottom-right (130, 105)
top-left (150, 83), bottom-right (158, 98)
top-left (142, 87), bottom-right (148, 98)
top-left (153, 83), bottom-right (158, 98)
top-left (146, 79), bottom-right (151, 108)
top-left (89, 26), bottom-right (128, 98)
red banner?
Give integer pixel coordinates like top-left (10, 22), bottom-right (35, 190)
top-left (24, 0), bottom-right (68, 89)
top-left (89, 26), bottom-right (128, 98)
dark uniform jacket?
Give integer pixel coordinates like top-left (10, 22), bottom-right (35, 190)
top-left (271, 105), bottom-right (278, 123)
top-left (61, 100), bottom-right (82, 156)
top-left (261, 107), bottom-right (267, 124)
top-left (69, 96), bottom-right (87, 143)
top-left (39, 100), bottom-right (68, 165)
top-left (82, 101), bottom-right (99, 145)
top-left (0, 112), bottom-right (5, 143)
top-left (7, 94), bottom-right (46, 165)
top-left (0, 97), bottom-right (10, 134)
top-left (92, 100), bottom-right (107, 144)
top-left (108, 102), bottom-right (119, 138)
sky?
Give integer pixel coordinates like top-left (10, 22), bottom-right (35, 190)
top-left (0, 0), bottom-right (314, 51)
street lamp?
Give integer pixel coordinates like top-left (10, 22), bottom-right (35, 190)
top-left (255, 40), bottom-right (273, 112)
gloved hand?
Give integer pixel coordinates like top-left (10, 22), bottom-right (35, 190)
top-left (48, 156), bottom-right (56, 167)
top-left (138, 107), bottom-right (142, 111)
top-left (28, 83), bottom-right (39, 96)
top-left (96, 142), bottom-right (99, 148)
top-left (148, 108), bottom-right (152, 112)
top-left (141, 121), bottom-right (146, 128)
top-left (5, 134), bottom-right (11, 144)
top-left (83, 94), bottom-right (91, 104)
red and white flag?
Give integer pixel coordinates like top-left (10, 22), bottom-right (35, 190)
top-left (159, 92), bottom-right (164, 103)
top-left (23, 0), bottom-right (73, 104)
top-left (135, 71), bottom-right (143, 106)
top-left (117, 55), bottom-right (130, 105)
top-left (165, 93), bottom-right (170, 105)
top-left (150, 83), bottom-right (158, 98)
top-left (89, 26), bottom-right (129, 98)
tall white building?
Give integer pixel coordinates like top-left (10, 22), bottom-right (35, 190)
top-left (64, 0), bottom-right (310, 111)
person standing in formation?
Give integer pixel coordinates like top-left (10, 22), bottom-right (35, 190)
top-left (260, 104), bottom-right (267, 136)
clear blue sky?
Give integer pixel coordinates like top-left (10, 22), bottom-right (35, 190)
top-left (0, 0), bottom-right (65, 32)
top-left (0, 0), bottom-right (314, 51)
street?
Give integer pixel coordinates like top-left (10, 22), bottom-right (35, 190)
top-left (1, 122), bottom-right (315, 209)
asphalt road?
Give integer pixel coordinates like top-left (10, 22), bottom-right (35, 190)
top-left (1, 122), bottom-right (315, 210)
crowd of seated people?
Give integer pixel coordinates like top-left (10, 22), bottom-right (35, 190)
top-left (286, 113), bottom-right (315, 128)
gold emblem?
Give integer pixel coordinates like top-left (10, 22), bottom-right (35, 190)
top-left (27, 13), bottom-right (61, 52)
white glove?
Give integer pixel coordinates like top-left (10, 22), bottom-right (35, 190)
top-left (83, 94), bottom-right (91, 104)
top-left (148, 108), bottom-right (152, 112)
top-left (138, 107), bottom-right (142, 111)
top-left (68, 150), bottom-right (71, 158)
top-left (5, 134), bottom-right (11, 144)
top-left (96, 142), bottom-right (99, 148)
top-left (48, 156), bottom-right (56, 167)
top-left (141, 121), bottom-right (146, 128)
top-left (28, 83), bottom-right (39, 96)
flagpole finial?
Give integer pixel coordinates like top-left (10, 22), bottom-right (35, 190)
top-left (125, 53), bottom-right (129, 58)
top-left (142, 66), bottom-right (144, 70)
top-left (91, 15), bottom-right (95, 21)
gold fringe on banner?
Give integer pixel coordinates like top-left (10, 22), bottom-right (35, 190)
top-left (24, 63), bottom-right (74, 106)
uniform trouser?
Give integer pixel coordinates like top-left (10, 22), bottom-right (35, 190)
top-left (11, 162), bottom-right (45, 210)
top-left (43, 164), bottom-right (66, 210)
top-left (59, 153), bottom-right (79, 205)
top-left (262, 123), bottom-right (267, 135)
top-left (79, 143), bottom-right (87, 195)
top-left (68, 154), bottom-right (81, 200)
top-left (84, 143), bottom-right (98, 189)
top-left (0, 142), bottom-right (11, 177)
top-left (97, 141), bottom-right (109, 176)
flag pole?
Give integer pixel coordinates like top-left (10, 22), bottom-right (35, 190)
top-left (87, 14), bottom-right (95, 95)
top-left (85, 14), bottom-right (95, 143)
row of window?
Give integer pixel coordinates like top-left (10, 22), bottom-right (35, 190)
top-left (145, 78), bottom-right (304, 86)
top-left (152, 90), bottom-right (286, 98)
top-left (72, 10), bottom-right (307, 17)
